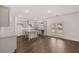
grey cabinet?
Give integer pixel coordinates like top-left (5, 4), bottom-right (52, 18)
top-left (0, 5), bottom-right (9, 27)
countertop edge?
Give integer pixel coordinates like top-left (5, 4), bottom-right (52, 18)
top-left (0, 35), bottom-right (17, 39)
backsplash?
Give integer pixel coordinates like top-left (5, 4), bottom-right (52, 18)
top-left (0, 16), bottom-right (16, 38)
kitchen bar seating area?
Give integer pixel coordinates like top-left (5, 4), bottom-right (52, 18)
top-left (0, 5), bottom-right (79, 53)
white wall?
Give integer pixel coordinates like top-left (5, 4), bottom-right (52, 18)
top-left (46, 13), bottom-right (79, 42)
top-left (61, 13), bottom-right (79, 41)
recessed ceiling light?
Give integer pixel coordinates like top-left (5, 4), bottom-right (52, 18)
top-left (25, 10), bottom-right (30, 13)
top-left (48, 10), bottom-right (52, 13)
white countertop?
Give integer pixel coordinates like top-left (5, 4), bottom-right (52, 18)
top-left (0, 34), bottom-right (16, 39)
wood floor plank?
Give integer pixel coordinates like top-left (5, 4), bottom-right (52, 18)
top-left (16, 36), bottom-right (79, 53)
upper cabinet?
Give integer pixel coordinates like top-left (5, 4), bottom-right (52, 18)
top-left (0, 5), bottom-right (9, 27)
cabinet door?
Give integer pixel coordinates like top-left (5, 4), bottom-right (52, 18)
top-left (0, 37), bottom-right (16, 53)
top-left (0, 5), bottom-right (9, 27)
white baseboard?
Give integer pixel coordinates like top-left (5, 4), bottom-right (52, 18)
top-left (47, 35), bottom-right (79, 42)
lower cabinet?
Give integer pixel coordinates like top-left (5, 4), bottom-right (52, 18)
top-left (0, 36), bottom-right (16, 53)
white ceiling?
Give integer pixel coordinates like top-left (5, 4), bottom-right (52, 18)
top-left (5, 5), bottom-right (79, 19)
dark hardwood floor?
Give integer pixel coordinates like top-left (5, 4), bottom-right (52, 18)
top-left (16, 36), bottom-right (79, 53)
